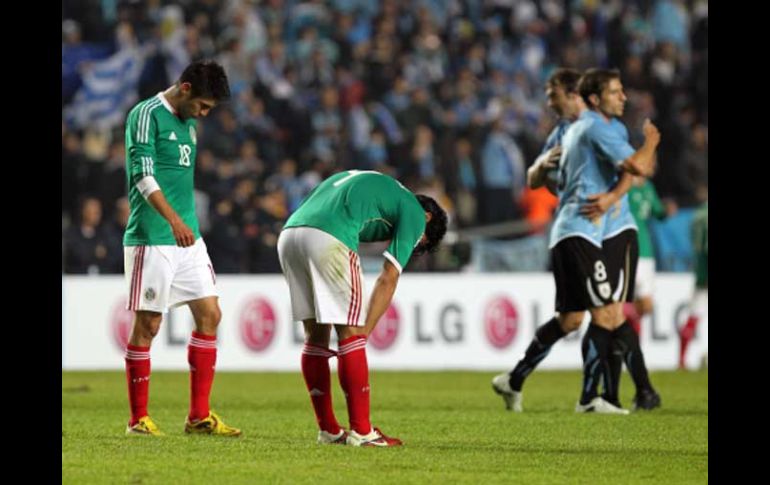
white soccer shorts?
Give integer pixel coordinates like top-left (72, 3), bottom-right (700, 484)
top-left (689, 289), bottom-right (708, 320)
top-left (277, 227), bottom-right (366, 326)
top-left (123, 238), bottom-right (218, 313)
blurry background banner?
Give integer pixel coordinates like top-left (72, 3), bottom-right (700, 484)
top-left (62, 273), bottom-right (707, 371)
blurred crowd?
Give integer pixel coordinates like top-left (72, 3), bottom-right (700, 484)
top-left (62, 0), bottom-right (707, 274)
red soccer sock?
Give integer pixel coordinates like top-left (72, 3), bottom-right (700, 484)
top-left (188, 332), bottom-right (217, 421)
top-left (125, 344), bottom-right (151, 426)
top-left (679, 316), bottom-right (699, 368)
top-left (337, 335), bottom-right (371, 435)
top-left (301, 343), bottom-right (341, 434)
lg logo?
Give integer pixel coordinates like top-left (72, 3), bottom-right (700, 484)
top-left (484, 296), bottom-right (520, 349)
top-left (239, 297), bottom-right (277, 352)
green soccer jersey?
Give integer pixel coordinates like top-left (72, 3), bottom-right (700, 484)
top-left (628, 180), bottom-right (667, 258)
top-left (123, 93), bottom-right (200, 246)
top-left (284, 170), bottom-right (427, 272)
top-left (691, 202), bottom-right (708, 288)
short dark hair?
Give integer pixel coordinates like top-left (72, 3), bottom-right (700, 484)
top-left (179, 60), bottom-right (231, 101)
top-left (578, 68), bottom-right (621, 106)
top-left (546, 68), bottom-right (582, 94)
top-left (414, 194), bottom-right (448, 255)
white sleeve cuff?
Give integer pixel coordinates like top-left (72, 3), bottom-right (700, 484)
top-left (136, 176), bottom-right (161, 199)
top-left (383, 251), bottom-right (403, 274)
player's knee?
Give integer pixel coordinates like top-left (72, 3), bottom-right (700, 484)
top-left (134, 322), bottom-right (161, 340)
top-left (560, 313), bottom-right (583, 332)
top-left (134, 313), bottom-right (162, 339)
top-left (198, 308), bottom-right (222, 330)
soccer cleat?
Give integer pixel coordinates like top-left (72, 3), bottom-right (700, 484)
top-left (184, 411), bottom-right (242, 437)
top-left (600, 393), bottom-right (623, 410)
top-left (125, 416), bottom-right (164, 436)
top-left (346, 427), bottom-right (403, 447)
top-left (575, 397), bottom-right (630, 415)
top-left (492, 372), bottom-right (523, 412)
top-left (632, 388), bottom-right (661, 411)
top-left (318, 429), bottom-right (348, 445)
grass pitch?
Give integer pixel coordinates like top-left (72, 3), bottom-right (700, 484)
top-left (62, 369), bottom-right (707, 484)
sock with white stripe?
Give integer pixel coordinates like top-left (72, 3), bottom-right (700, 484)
top-left (188, 332), bottom-right (217, 421)
top-left (125, 344), bottom-right (151, 426)
top-left (337, 335), bottom-right (371, 435)
top-left (301, 343), bottom-right (341, 434)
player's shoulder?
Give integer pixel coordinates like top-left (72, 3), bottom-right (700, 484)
top-left (128, 95), bottom-right (163, 120)
top-left (563, 115), bottom-right (592, 143)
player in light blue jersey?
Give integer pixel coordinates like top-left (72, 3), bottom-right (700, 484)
top-left (493, 69), bottom-right (589, 411)
top-left (558, 68), bottom-right (659, 413)
top-left (595, 120), bottom-right (662, 411)
top-left (493, 69), bottom-right (654, 413)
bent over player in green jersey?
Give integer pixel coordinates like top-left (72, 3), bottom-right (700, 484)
top-left (278, 170), bottom-right (448, 446)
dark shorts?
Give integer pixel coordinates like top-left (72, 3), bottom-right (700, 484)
top-left (551, 229), bottom-right (638, 312)
top-left (603, 229), bottom-right (638, 303)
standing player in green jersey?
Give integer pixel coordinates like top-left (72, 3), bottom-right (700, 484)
top-left (679, 201), bottom-right (708, 369)
top-left (122, 60), bottom-right (240, 437)
top-left (277, 170), bottom-right (448, 446)
top-left (623, 176), bottom-right (675, 336)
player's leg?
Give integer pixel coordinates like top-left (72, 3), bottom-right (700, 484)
top-left (577, 301), bottom-right (628, 414)
top-left (281, 227), bottom-right (350, 444)
top-left (679, 288), bottom-right (708, 369)
top-left (125, 310), bottom-right (163, 434)
top-left (492, 311), bottom-right (584, 412)
top-left (302, 319), bottom-right (345, 443)
top-left (625, 257), bottom-right (656, 335)
top-left (318, 244), bottom-right (399, 447)
top-left (492, 239), bottom-right (591, 410)
top-left (174, 239), bottom-right (240, 436)
top-left (603, 231), bottom-right (659, 410)
top-left (123, 245), bottom-right (172, 435)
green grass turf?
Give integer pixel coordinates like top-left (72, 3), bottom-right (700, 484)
top-left (62, 370), bottom-right (707, 484)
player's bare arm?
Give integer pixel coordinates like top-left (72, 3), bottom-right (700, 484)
top-left (363, 260), bottom-right (401, 336)
top-left (621, 120), bottom-right (660, 177)
top-left (527, 145), bottom-right (562, 192)
top-left (580, 171), bottom-right (634, 220)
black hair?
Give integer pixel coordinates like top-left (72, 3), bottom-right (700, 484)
top-left (414, 194), bottom-right (448, 255)
top-left (179, 60), bottom-right (231, 101)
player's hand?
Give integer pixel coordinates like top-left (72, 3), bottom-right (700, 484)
top-left (538, 145), bottom-right (562, 170)
top-left (170, 218), bottom-right (195, 247)
top-left (580, 192), bottom-right (615, 220)
top-left (643, 119), bottom-right (660, 145)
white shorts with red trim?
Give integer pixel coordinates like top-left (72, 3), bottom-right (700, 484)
top-left (277, 227), bottom-right (366, 326)
top-left (123, 238), bottom-right (218, 313)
